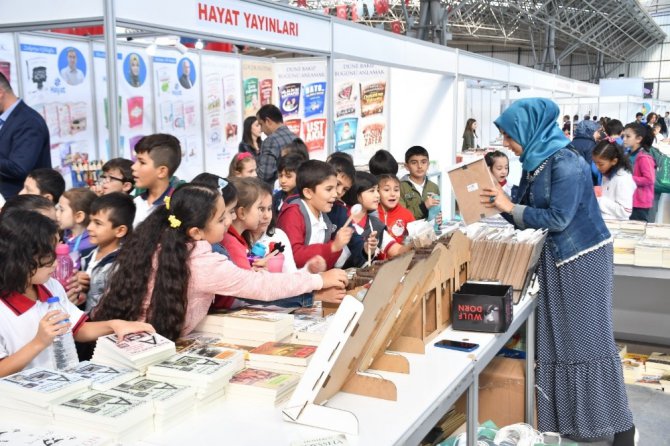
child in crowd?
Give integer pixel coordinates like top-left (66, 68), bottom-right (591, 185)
top-left (132, 134), bottom-right (182, 227)
top-left (97, 158), bottom-right (134, 195)
top-left (58, 188), bottom-right (98, 267)
top-left (653, 123), bottom-right (663, 145)
top-left (353, 172), bottom-right (407, 263)
top-left (280, 138), bottom-right (310, 159)
top-left (484, 150), bottom-right (512, 197)
top-left (19, 168), bottom-right (65, 204)
top-left (368, 149), bottom-right (399, 176)
top-left (229, 152), bottom-right (257, 178)
top-left (623, 123), bottom-right (656, 222)
top-left (222, 177), bottom-right (263, 269)
top-left (377, 174), bottom-right (414, 244)
top-left (0, 209), bottom-right (153, 377)
top-left (1, 194), bottom-right (56, 221)
top-left (273, 153), bottom-right (303, 214)
top-left (80, 193), bottom-right (136, 313)
top-left (92, 183), bottom-right (348, 340)
top-left (592, 140), bottom-right (636, 220)
top-left (190, 173), bottom-right (238, 259)
top-left (277, 160), bottom-right (354, 269)
top-left (400, 146), bottom-right (441, 220)
top-left (605, 119), bottom-right (625, 146)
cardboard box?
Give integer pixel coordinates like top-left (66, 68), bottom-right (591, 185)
top-left (455, 357), bottom-right (525, 427)
top-left (452, 283), bottom-right (513, 333)
top-left (447, 157), bottom-right (499, 225)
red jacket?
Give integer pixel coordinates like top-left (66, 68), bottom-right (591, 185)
top-left (277, 201), bottom-right (342, 269)
top-left (221, 226), bottom-right (252, 270)
top-left (377, 204), bottom-right (414, 244)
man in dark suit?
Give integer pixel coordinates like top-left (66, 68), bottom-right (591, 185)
top-left (179, 59), bottom-right (193, 89)
top-left (0, 72), bottom-right (51, 199)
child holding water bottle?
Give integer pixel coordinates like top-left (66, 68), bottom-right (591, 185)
top-left (0, 209), bottom-right (152, 377)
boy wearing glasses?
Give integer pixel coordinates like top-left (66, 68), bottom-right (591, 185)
top-left (98, 158), bottom-right (134, 195)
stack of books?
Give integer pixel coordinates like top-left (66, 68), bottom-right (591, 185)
top-left (0, 423), bottom-right (111, 446)
top-left (52, 391), bottom-right (153, 442)
top-left (146, 353), bottom-right (244, 407)
top-left (613, 233), bottom-right (642, 265)
top-left (194, 309), bottom-right (294, 346)
top-left (176, 333), bottom-right (254, 360)
top-left (619, 220), bottom-right (647, 235)
top-left (67, 361), bottom-right (139, 391)
top-left (0, 368), bottom-right (90, 425)
top-left (92, 331), bottom-right (176, 373)
top-left (227, 367), bottom-right (300, 406)
top-left (634, 237), bottom-right (670, 267)
top-left (621, 352), bottom-right (647, 384)
top-left (644, 224), bottom-right (670, 239)
top-left (109, 377), bottom-right (196, 431)
top-left (248, 341), bottom-right (317, 374)
top-left (292, 316), bottom-right (332, 345)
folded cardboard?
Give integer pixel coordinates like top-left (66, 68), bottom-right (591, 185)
top-left (452, 283), bottom-right (513, 333)
top-left (447, 158), bottom-right (499, 225)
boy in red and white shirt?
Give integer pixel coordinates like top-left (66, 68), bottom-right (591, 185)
top-left (377, 174), bottom-right (414, 244)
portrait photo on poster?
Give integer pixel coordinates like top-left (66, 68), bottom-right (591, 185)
top-left (178, 57), bottom-right (196, 89)
top-left (58, 47), bottom-right (86, 86)
top-left (124, 53), bottom-right (147, 88)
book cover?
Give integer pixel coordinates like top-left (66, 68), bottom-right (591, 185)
top-left (0, 425), bottom-right (110, 446)
top-left (0, 368), bottom-right (88, 396)
top-left (56, 391), bottom-right (149, 420)
top-left (99, 331), bottom-right (174, 359)
top-left (250, 342), bottom-right (316, 365)
top-left (229, 368), bottom-right (299, 390)
top-left (67, 361), bottom-right (139, 390)
top-left (148, 354), bottom-right (236, 376)
top-left (110, 377), bottom-right (192, 402)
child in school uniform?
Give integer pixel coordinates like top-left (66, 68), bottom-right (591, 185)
top-left (92, 183), bottom-right (348, 340)
top-left (0, 209), bottom-right (153, 377)
top-left (484, 150), bottom-right (513, 197)
top-left (1, 194), bottom-right (57, 221)
top-left (97, 158), bottom-right (135, 195)
top-left (19, 168), bottom-right (65, 204)
top-left (57, 188), bottom-right (98, 269)
top-left (131, 134), bottom-right (183, 227)
top-left (273, 153), bottom-right (304, 215)
top-left (229, 152), bottom-right (258, 178)
top-left (221, 177), bottom-right (264, 269)
top-left (377, 174), bottom-right (414, 244)
top-left (592, 140), bottom-right (636, 220)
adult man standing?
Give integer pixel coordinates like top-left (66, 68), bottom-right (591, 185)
top-left (60, 48), bottom-right (84, 86)
top-left (256, 104), bottom-right (297, 183)
top-left (0, 72), bottom-right (51, 199)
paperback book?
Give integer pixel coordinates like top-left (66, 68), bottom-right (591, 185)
top-left (92, 331), bottom-right (176, 372)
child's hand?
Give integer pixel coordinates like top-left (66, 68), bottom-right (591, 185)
top-left (424, 194), bottom-right (440, 209)
top-left (66, 272), bottom-right (90, 305)
top-left (332, 227), bottom-right (354, 252)
top-left (305, 256), bottom-right (327, 273)
top-left (319, 269), bottom-right (348, 289)
top-left (34, 310), bottom-right (71, 349)
top-left (109, 320), bottom-right (155, 343)
top-left (251, 258), bottom-right (268, 270)
top-left (364, 231), bottom-right (378, 255)
top-left (314, 287), bottom-right (346, 304)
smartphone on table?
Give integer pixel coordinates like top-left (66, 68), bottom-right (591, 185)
top-left (434, 339), bottom-right (479, 352)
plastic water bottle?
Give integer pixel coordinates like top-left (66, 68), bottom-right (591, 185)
top-left (427, 193), bottom-right (441, 233)
top-left (46, 297), bottom-right (79, 370)
top-left (53, 243), bottom-right (74, 289)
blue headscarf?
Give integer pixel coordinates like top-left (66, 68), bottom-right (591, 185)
top-left (494, 98), bottom-right (570, 171)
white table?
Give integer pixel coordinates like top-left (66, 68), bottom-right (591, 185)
top-left (142, 296), bottom-right (538, 446)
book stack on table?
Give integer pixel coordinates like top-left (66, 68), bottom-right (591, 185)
top-left (66, 361), bottom-right (140, 391)
top-left (194, 309), bottom-right (295, 346)
top-left (0, 423), bottom-right (111, 446)
top-left (0, 367), bottom-right (90, 424)
top-left (109, 377), bottom-right (197, 431)
top-left (52, 390), bottom-right (153, 442)
top-left (227, 367), bottom-right (300, 406)
top-left (146, 352), bottom-right (244, 409)
top-left (92, 331), bottom-right (176, 373)
top-left (248, 341), bottom-right (317, 374)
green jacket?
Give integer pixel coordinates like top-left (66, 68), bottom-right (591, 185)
top-left (399, 175), bottom-right (440, 220)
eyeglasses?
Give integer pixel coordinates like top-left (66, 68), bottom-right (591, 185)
top-left (98, 174), bottom-right (126, 184)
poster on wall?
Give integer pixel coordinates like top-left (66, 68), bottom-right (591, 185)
top-left (333, 60), bottom-right (389, 165)
top-left (0, 33), bottom-right (19, 92)
top-left (92, 43), bottom-right (155, 163)
top-left (241, 59), bottom-right (274, 118)
top-left (274, 59), bottom-right (328, 160)
top-left (152, 49), bottom-right (203, 181)
top-left (200, 53), bottom-right (242, 177)
top-left (18, 35), bottom-right (96, 188)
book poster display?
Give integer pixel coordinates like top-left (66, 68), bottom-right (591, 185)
top-left (241, 59), bottom-right (274, 118)
top-left (333, 59), bottom-right (389, 164)
top-left (18, 35), bottom-right (96, 188)
top-left (200, 53), bottom-right (242, 177)
top-left (274, 60), bottom-right (328, 160)
top-left (0, 33), bottom-right (18, 92)
top-left (152, 49), bottom-right (203, 181)
top-left (92, 43), bottom-right (155, 162)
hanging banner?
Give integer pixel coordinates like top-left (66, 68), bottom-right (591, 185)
top-left (274, 59), bottom-right (328, 160)
top-left (201, 53), bottom-right (242, 177)
top-left (152, 49), bottom-right (203, 181)
top-left (241, 59), bottom-right (274, 118)
top-left (92, 43), bottom-right (155, 162)
top-left (0, 33), bottom-right (19, 93)
top-left (18, 35), bottom-right (96, 188)
top-left (333, 59), bottom-right (388, 164)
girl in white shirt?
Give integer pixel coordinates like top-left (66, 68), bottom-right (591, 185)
top-left (592, 139), bottom-right (637, 220)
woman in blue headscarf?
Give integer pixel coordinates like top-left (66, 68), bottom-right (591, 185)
top-left (481, 98), bottom-right (635, 445)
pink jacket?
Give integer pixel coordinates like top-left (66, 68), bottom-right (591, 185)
top-left (140, 241), bottom-right (324, 336)
top-left (631, 149), bottom-right (656, 209)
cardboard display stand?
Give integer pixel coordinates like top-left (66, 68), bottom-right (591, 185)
top-left (447, 158), bottom-right (499, 225)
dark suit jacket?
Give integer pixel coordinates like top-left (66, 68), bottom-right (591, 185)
top-left (0, 100), bottom-right (51, 198)
top-left (179, 74), bottom-right (192, 89)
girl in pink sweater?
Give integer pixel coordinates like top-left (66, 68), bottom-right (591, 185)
top-left (623, 123), bottom-right (656, 222)
top-left (93, 184), bottom-right (348, 340)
